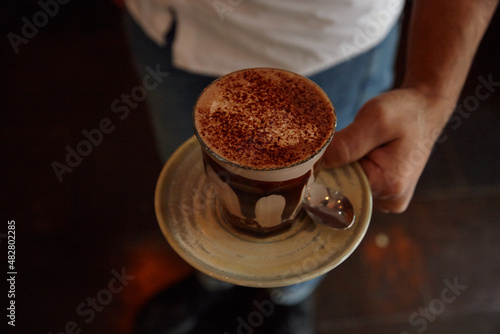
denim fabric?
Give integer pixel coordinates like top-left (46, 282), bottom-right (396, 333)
top-left (124, 12), bottom-right (400, 303)
top-left (124, 14), bottom-right (217, 163)
top-left (309, 23), bottom-right (400, 130)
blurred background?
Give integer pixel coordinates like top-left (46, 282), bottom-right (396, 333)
top-left (2, 1), bottom-right (500, 333)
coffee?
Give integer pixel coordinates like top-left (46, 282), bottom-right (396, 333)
top-left (193, 68), bottom-right (335, 236)
top-left (194, 68), bottom-right (334, 169)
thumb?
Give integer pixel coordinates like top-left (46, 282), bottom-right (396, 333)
top-left (323, 125), bottom-right (361, 168)
top-left (323, 103), bottom-right (394, 168)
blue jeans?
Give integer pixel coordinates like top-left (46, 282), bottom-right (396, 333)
top-left (124, 12), bottom-right (400, 303)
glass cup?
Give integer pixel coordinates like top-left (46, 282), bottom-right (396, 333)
top-left (193, 68), bottom-right (336, 236)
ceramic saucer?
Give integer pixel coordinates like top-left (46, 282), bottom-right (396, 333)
top-left (155, 136), bottom-right (372, 288)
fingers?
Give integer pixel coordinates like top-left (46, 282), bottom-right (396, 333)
top-left (324, 97), bottom-right (399, 168)
top-left (322, 90), bottom-right (438, 214)
top-left (325, 121), bottom-right (416, 213)
top-left (360, 155), bottom-right (416, 213)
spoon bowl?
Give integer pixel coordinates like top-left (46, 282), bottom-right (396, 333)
top-left (303, 182), bottom-right (355, 230)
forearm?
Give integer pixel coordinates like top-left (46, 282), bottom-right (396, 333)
top-left (402, 0), bottom-right (498, 109)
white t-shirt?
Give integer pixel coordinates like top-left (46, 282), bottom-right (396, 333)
top-left (125, 0), bottom-right (404, 77)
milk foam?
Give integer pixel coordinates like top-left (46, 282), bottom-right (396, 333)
top-left (194, 68), bottom-right (335, 169)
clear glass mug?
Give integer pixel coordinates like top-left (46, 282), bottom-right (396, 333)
top-left (193, 68), bottom-right (336, 236)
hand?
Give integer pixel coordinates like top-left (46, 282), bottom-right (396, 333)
top-left (323, 88), bottom-right (452, 213)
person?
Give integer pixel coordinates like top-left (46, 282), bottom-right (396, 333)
top-left (122, 0), bottom-right (499, 333)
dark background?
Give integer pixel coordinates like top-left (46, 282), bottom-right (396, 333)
top-left (2, 1), bottom-right (500, 333)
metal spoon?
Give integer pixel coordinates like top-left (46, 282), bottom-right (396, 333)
top-left (303, 183), bottom-right (355, 230)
